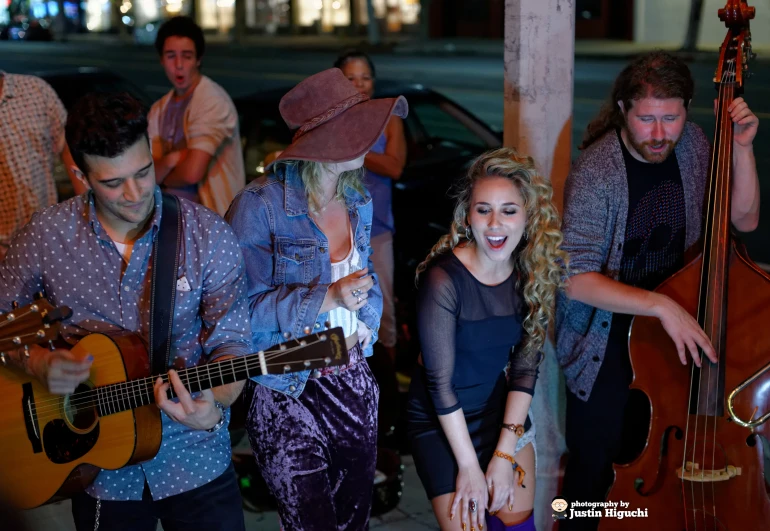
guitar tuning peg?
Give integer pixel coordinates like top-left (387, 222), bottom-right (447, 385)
top-left (303, 326), bottom-right (311, 335)
top-left (34, 292), bottom-right (45, 301)
top-left (0, 353), bottom-right (6, 366)
top-left (324, 321), bottom-right (331, 330)
top-left (23, 345), bottom-right (30, 358)
top-left (48, 340), bottom-right (56, 352)
top-left (283, 331), bottom-right (292, 339)
top-left (11, 301), bottom-right (19, 309)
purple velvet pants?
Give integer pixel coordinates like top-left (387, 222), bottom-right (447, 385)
top-left (245, 343), bottom-right (379, 531)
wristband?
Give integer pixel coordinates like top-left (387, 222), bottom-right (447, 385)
top-left (206, 401), bottom-right (227, 433)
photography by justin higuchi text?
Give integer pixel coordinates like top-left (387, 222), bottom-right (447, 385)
top-left (551, 497), bottom-right (649, 521)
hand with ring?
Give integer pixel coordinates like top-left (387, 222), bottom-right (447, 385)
top-left (450, 464), bottom-right (488, 531)
top-left (322, 267), bottom-right (374, 313)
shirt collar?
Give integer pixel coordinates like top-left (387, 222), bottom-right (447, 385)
top-left (0, 71), bottom-right (14, 103)
top-left (274, 163), bottom-right (370, 217)
top-left (86, 186), bottom-right (164, 243)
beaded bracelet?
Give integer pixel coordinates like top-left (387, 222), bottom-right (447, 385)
top-left (492, 450), bottom-right (527, 487)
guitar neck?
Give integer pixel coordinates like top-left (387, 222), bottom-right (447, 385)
top-left (89, 327), bottom-right (346, 418)
top-left (93, 353), bottom-right (265, 417)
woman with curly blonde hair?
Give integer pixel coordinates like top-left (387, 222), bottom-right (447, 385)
top-left (407, 147), bottom-right (567, 531)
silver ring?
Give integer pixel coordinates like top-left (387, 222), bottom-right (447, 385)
top-left (352, 288), bottom-right (362, 297)
top-left (357, 296), bottom-right (363, 304)
top-left (469, 498), bottom-right (478, 514)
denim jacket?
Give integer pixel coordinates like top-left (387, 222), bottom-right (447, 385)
top-left (225, 163), bottom-right (383, 397)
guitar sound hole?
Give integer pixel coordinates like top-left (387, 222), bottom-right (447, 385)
top-left (63, 383), bottom-right (98, 431)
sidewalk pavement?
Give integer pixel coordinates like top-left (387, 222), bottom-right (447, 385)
top-left (62, 32), bottom-right (770, 62)
top-left (19, 453), bottom-right (442, 531)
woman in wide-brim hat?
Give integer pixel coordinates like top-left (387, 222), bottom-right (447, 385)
top-left (226, 68), bottom-right (408, 530)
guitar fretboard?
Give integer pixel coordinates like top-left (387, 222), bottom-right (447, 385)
top-left (91, 354), bottom-right (262, 417)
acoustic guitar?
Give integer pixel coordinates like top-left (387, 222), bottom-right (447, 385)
top-left (0, 298), bottom-right (348, 509)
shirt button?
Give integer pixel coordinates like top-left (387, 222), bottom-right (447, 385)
top-left (289, 385), bottom-right (297, 392)
top-left (578, 390), bottom-right (587, 397)
top-left (592, 356), bottom-right (601, 362)
top-left (319, 247), bottom-right (326, 253)
top-left (123, 286), bottom-right (130, 292)
top-left (294, 253), bottom-right (300, 260)
top-left (601, 321), bottom-right (609, 328)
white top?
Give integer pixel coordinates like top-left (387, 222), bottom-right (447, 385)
top-left (328, 230), bottom-right (362, 339)
top-left (113, 241), bottom-right (133, 263)
top-left (147, 76), bottom-right (245, 216)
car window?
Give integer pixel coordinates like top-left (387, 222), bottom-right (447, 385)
top-left (242, 109), bottom-right (292, 180)
top-left (407, 99), bottom-right (493, 150)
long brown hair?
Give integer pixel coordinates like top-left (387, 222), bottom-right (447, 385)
top-left (580, 51), bottom-right (695, 150)
top-left (415, 147), bottom-right (568, 361)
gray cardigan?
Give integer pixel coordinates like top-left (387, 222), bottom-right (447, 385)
top-left (555, 122), bottom-right (711, 400)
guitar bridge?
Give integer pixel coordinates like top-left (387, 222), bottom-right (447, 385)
top-left (22, 382), bottom-right (42, 453)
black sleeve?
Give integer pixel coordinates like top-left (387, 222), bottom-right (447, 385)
top-left (416, 264), bottom-right (462, 415)
top-left (507, 336), bottom-right (540, 395)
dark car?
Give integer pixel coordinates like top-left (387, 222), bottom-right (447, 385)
top-left (235, 82), bottom-right (502, 300)
top-left (35, 68), bottom-right (153, 200)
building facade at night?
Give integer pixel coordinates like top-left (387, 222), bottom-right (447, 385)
top-left (0, 0), bottom-right (422, 36)
top-left (2, 0), bottom-right (768, 49)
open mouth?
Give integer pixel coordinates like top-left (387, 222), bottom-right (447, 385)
top-left (485, 235), bottom-right (507, 250)
top-left (175, 75), bottom-right (185, 84)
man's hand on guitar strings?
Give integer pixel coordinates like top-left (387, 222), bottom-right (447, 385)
top-left (154, 370), bottom-right (222, 431)
top-left (29, 347), bottom-right (93, 395)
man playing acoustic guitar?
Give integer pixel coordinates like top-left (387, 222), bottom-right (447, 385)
top-left (0, 92), bottom-right (251, 530)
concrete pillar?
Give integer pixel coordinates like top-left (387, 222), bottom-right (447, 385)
top-left (504, 1), bottom-right (575, 530)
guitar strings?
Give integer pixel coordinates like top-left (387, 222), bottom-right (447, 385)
top-left (710, 58), bottom-right (735, 531)
top-left (29, 339), bottom-right (318, 413)
top-left (28, 339), bottom-right (344, 417)
top-left (29, 354), bottom-right (342, 419)
top-left (0, 305), bottom-right (37, 330)
top-left (681, 57), bottom-right (735, 531)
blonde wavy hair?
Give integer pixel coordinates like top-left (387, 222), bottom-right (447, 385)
top-left (274, 160), bottom-right (365, 212)
top-left (415, 147), bottom-right (569, 360)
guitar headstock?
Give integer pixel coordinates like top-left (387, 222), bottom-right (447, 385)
top-left (0, 297), bottom-right (72, 355)
top-left (262, 327), bottom-right (349, 375)
top-left (715, 1), bottom-right (756, 91)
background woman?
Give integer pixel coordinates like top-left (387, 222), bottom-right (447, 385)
top-left (226, 68), bottom-right (408, 530)
top-left (407, 148), bottom-right (568, 531)
top-left (334, 50), bottom-right (407, 364)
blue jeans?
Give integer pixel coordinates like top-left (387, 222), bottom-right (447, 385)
top-left (71, 463), bottom-right (245, 531)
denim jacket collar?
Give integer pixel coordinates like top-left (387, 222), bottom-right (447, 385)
top-left (274, 163), bottom-right (370, 217)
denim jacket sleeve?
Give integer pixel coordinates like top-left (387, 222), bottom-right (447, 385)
top-left (357, 203), bottom-right (382, 357)
top-left (226, 189), bottom-right (329, 350)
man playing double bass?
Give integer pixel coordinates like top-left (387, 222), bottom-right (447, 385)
top-left (0, 92), bottom-right (251, 530)
top-left (555, 51), bottom-right (760, 531)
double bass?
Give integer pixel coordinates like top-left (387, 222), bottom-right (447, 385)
top-left (600, 1), bottom-right (770, 529)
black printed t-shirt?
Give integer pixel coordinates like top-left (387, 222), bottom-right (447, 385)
top-left (605, 129), bottom-right (687, 370)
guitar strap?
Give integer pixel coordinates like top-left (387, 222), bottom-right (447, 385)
top-left (149, 193), bottom-right (182, 376)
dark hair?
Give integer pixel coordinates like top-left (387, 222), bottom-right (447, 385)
top-left (65, 92), bottom-right (148, 176)
top-left (333, 49), bottom-right (376, 78)
top-left (155, 16), bottom-right (205, 59)
top-left (580, 51), bottom-right (694, 149)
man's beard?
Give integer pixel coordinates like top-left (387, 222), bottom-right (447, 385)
top-left (624, 128), bottom-right (681, 163)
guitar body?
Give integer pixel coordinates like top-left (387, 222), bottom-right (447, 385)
top-left (0, 333), bottom-right (161, 509)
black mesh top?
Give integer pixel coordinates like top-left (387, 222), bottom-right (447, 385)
top-left (416, 252), bottom-right (539, 415)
